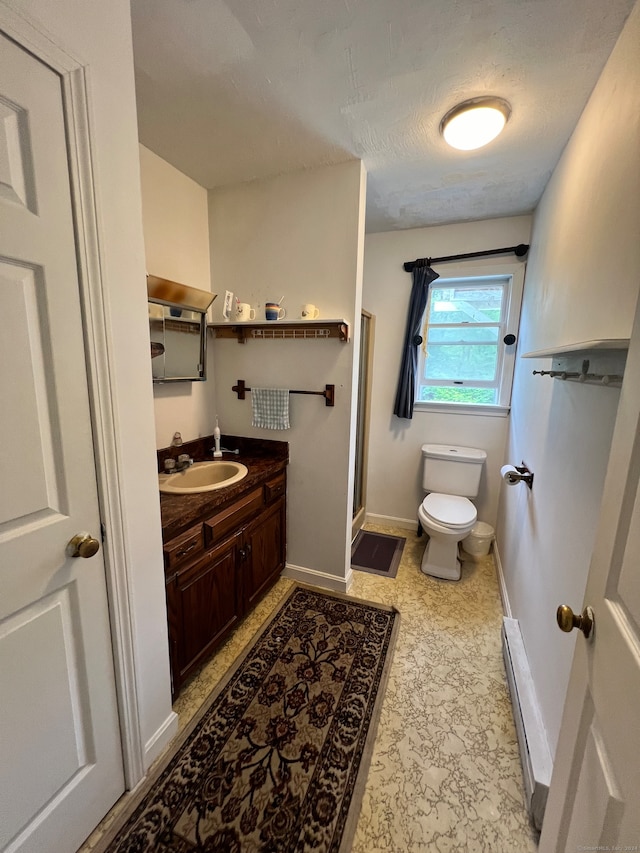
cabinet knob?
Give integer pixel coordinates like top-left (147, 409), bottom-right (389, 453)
top-left (176, 541), bottom-right (198, 560)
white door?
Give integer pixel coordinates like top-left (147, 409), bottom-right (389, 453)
top-left (539, 303), bottom-right (640, 847)
top-left (0, 30), bottom-right (124, 853)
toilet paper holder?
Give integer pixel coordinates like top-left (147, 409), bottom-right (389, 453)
top-left (503, 463), bottom-right (534, 489)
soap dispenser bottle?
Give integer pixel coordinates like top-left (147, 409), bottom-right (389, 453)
top-left (213, 417), bottom-right (222, 458)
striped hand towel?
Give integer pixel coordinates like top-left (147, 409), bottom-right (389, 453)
top-left (251, 388), bottom-right (290, 430)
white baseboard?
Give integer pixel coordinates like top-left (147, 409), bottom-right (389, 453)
top-left (283, 563), bottom-right (353, 593)
top-left (502, 617), bottom-right (552, 831)
top-left (364, 512), bottom-right (417, 531)
top-left (143, 710), bottom-right (179, 771)
top-left (492, 539), bottom-right (512, 618)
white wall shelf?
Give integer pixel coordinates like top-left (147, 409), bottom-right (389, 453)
top-left (209, 319), bottom-right (350, 343)
top-left (521, 338), bottom-right (629, 358)
top-left (522, 339), bottom-right (629, 386)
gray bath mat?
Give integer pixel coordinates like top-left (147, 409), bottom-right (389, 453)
top-left (351, 530), bottom-right (405, 578)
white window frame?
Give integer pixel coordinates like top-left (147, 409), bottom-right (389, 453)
top-left (414, 261), bottom-right (525, 417)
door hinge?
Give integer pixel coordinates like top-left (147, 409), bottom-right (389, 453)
top-left (100, 522), bottom-right (106, 543)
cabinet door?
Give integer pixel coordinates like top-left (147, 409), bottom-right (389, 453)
top-left (168, 538), bottom-right (240, 694)
top-left (243, 498), bottom-right (285, 612)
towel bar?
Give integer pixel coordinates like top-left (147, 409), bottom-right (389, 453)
top-left (231, 379), bottom-right (335, 407)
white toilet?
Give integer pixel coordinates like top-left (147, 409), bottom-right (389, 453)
top-left (418, 444), bottom-right (487, 581)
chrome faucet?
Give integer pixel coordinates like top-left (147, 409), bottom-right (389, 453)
top-left (173, 453), bottom-right (193, 471)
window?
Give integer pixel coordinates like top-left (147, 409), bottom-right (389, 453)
top-left (415, 267), bottom-right (524, 414)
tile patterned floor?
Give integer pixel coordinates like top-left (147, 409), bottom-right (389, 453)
top-left (80, 523), bottom-right (539, 852)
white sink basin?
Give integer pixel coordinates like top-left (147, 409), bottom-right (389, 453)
top-left (159, 460), bottom-right (248, 494)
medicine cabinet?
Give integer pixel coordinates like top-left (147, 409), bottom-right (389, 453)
top-left (148, 275), bottom-right (216, 382)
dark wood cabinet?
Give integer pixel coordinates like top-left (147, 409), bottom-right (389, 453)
top-left (164, 472), bottom-right (286, 698)
top-left (243, 498), bottom-right (285, 612)
top-left (165, 537), bottom-right (241, 693)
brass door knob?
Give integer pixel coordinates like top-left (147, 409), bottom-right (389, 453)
top-left (556, 604), bottom-right (594, 639)
top-left (67, 532), bottom-right (100, 559)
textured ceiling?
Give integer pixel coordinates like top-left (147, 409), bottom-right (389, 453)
top-left (131, 0), bottom-right (635, 232)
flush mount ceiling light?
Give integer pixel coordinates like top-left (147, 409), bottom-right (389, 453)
top-left (440, 97), bottom-right (511, 151)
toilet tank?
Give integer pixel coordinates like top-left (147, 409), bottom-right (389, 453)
top-left (421, 444), bottom-right (486, 497)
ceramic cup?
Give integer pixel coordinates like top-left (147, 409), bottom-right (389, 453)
top-left (236, 302), bottom-right (256, 321)
top-left (301, 304), bottom-right (320, 319)
top-left (265, 302), bottom-right (286, 321)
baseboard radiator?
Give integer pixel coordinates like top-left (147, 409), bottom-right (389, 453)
top-left (502, 617), bottom-right (553, 831)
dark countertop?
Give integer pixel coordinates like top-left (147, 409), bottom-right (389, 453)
top-left (158, 434), bottom-right (288, 542)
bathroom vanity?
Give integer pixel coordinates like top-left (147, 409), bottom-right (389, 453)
top-left (158, 436), bottom-right (288, 698)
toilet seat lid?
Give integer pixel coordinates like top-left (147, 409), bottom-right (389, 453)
top-left (421, 493), bottom-right (477, 528)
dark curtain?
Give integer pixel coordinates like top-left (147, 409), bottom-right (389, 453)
top-left (393, 263), bottom-right (440, 419)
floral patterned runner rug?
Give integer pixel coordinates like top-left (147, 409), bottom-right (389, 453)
top-left (95, 584), bottom-right (400, 853)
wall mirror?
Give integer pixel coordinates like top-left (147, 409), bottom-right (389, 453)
top-left (147, 275), bottom-right (216, 382)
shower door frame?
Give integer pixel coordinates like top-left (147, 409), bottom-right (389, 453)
top-left (352, 309), bottom-right (375, 538)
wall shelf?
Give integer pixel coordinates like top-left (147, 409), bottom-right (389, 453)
top-left (209, 319), bottom-right (350, 344)
top-left (522, 339), bottom-right (629, 386)
top-left (521, 339), bottom-right (629, 359)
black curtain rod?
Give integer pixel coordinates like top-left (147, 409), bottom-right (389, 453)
top-left (403, 243), bottom-right (529, 273)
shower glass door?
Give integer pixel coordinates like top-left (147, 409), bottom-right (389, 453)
top-left (353, 310), bottom-right (374, 537)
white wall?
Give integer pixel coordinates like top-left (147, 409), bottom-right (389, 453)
top-left (209, 161), bottom-right (366, 588)
top-left (4, 0), bottom-right (176, 770)
top-left (363, 215), bottom-right (532, 528)
top-left (497, 1), bottom-right (640, 757)
top-left (139, 145), bottom-right (216, 448)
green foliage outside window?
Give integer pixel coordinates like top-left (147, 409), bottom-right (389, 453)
top-left (415, 274), bottom-right (522, 408)
top-left (424, 344), bottom-right (498, 381)
top-left (418, 281), bottom-right (506, 406)
top-left (419, 387), bottom-right (496, 404)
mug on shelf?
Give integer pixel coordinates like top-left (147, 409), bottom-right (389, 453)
top-left (265, 302), bottom-right (286, 321)
top-left (301, 304), bottom-right (320, 319)
top-left (236, 302), bottom-right (256, 322)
